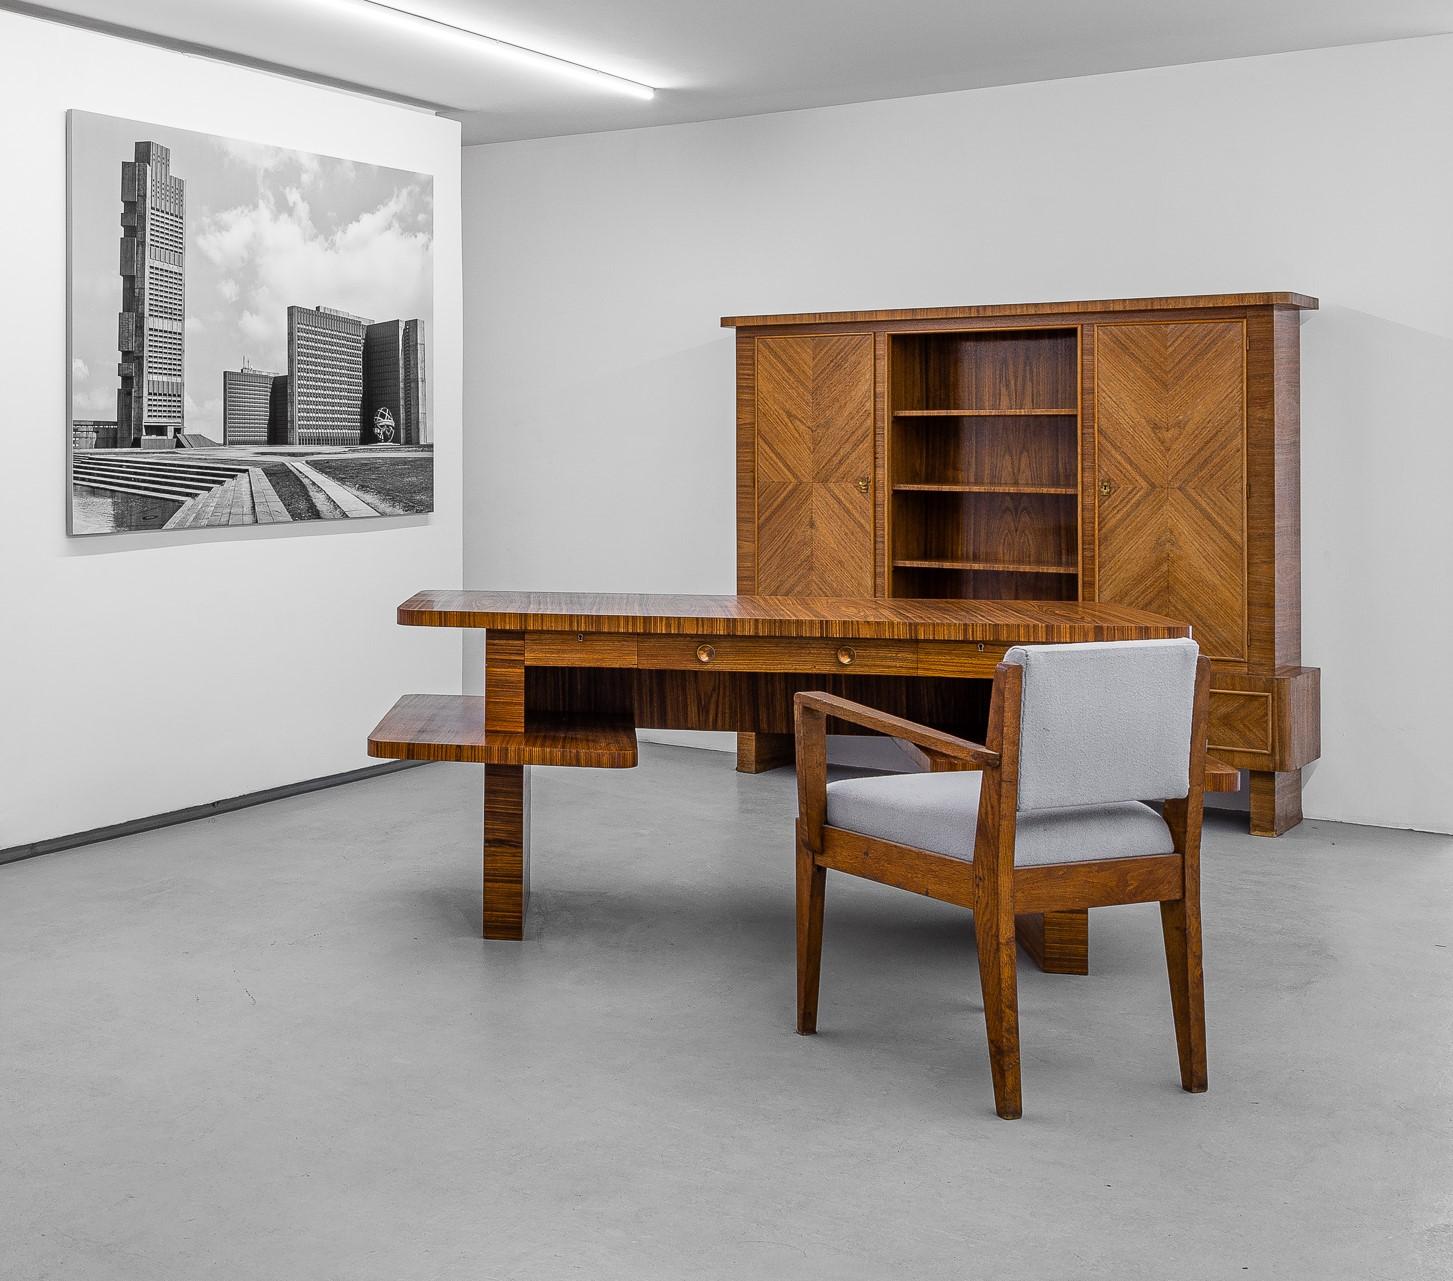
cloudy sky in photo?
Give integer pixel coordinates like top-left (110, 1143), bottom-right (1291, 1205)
top-left (69, 110), bottom-right (433, 441)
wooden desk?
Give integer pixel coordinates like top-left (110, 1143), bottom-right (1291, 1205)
top-left (368, 592), bottom-right (1232, 971)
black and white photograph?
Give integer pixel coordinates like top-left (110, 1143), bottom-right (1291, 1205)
top-left (68, 109), bottom-right (433, 535)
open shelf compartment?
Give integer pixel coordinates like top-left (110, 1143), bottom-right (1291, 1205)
top-left (890, 327), bottom-right (1078, 414)
top-left (887, 326), bottom-right (1081, 602)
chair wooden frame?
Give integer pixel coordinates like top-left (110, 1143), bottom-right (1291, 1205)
top-left (793, 655), bottom-right (1212, 1119)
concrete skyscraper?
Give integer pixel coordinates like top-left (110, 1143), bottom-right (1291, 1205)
top-left (363, 320), bottom-right (404, 444)
top-left (285, 307), bottom-right (428, 446)
top-left (402, 318), bottom-right (428, 445)
top-left (222, 359), bottom-right (286, 446)
top-left (286, 305), bottom-right (368, 446)
top-left (117, 141), bottom-right (185, 448)
top-left (362, 319), bottom-right (429, 445)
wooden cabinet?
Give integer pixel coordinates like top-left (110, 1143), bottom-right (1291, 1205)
top-left (727, 294), bottom-right (1321, 836)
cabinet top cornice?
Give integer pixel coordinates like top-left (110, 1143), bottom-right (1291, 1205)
top-left (721, 293), bottom-right (1318, 329)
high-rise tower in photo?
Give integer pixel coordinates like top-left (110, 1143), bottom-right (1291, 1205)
top-left (363, 320), bottom-right (404, 444)
top-left (117, 141), bottom-right (185, 448)
top-left (222, 359), bottom-right (286, 446)
top-left (402, 318), bottom-right (428, 445)
top-left (286, 305), bottom-right (368, 446)
top-left (361, 318), bottom-right (429, 445)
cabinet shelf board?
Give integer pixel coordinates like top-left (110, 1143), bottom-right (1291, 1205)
top-left (893, 483), bottom-right (1077, 495)
top-left (893, 559), bottom-right (1078, 574)
top-left (893, 408), bottom-right (1078, 418)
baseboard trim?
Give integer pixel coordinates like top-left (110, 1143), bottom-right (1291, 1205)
top-left (0, 761), bottom-right (426, 867)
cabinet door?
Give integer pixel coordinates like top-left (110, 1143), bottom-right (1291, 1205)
top-left (1094, 321), bottom-right (1247, 661)
top-left (754, 334), bottom-right (875, 596)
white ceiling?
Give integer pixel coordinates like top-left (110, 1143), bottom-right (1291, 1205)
top-left (14, 0), bottom-right (1453, 144)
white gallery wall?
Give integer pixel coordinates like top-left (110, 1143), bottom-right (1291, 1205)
top-left (462, 35), bottom-right (1453, 834)
top-left (0, 10), bottom-right (463, 849)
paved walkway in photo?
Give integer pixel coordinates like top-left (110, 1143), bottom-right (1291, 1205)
top-left (248, 467), bottom-right (293, 524)
top-left (284, 458), bottom-right (382, 519)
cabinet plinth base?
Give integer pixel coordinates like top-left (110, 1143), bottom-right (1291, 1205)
top-left (1250, 769), bottom-right (1303, 837)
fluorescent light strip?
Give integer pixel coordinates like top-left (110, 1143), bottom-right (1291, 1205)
top-left (352, 0), bottom-right (656, 99)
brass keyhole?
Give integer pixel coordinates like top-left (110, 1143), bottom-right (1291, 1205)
top-left (855, 476), bottom-right (870, 495)
top-left (836, 645), bottom-right (856, 666)
top-left (696, 644), bottom-right (715, 664)
top-left (1099, 477), bottom-right (1114, 497)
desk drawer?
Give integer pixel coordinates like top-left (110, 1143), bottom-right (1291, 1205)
top-left (916, 642), bottom-right (1009, 678)
top-left (525, 631), bottom-right (639, 668)
top-left (637, 635), bottom-right (916, 675)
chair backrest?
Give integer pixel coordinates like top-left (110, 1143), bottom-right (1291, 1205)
top-left (1002, 638), bottom-right (1200, 811)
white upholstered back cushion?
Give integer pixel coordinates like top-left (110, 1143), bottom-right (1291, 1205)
top-left (1002, 638), bottom-right (1199, 810)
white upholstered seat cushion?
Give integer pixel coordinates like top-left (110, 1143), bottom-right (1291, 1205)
top-left (824, 770), bottom-right (1174, 866)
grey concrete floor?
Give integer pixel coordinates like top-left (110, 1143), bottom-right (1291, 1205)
top-left (2, 745), bottom-right (1451, 1280)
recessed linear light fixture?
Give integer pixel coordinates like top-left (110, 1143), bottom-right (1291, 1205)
top-left (346, 0), bottom-right (657, 99)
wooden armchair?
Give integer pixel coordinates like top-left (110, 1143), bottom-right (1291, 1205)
top-left (793, 638), bottom-right (1211, 1119)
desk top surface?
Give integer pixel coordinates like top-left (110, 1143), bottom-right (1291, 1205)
top-left (399, 591), bottom-right (1187, 643)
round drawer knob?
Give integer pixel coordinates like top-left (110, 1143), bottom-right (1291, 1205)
top-left (696, 644), bottom-right (716, 664)
top-left (836, 645), bottom-right (856, 666)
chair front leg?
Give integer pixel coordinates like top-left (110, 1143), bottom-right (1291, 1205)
top-left (973, 665), bottom-right (1023, 1119)
top-left (974, 892), bottom-right (1022, 1118)
top-left (796, 822), bottom-right (826, 1034)
top-left (793, 697), bottom-right (829, 1035)
top-left (1161, 663), bottom-right (1210, 1093)
top-left (1159, 897), bottom-right (1207, 1092)
top-left (1161, 781), bottom-right (1207, 1091)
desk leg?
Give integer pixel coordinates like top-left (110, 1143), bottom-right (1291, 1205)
top-left (736, 731), bottom-right (795, 774)
top-left (483, 763), bottom-right (530, 940)
top-left (481, 628), bottom-right (529, 939)
top-left (1015, 909), bottom-right (1089, 975)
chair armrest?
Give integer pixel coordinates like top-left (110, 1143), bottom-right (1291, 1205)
top-left (793, 692), bottom-right (999, 768)
top-left (893, 738), bottom-right (988, 774)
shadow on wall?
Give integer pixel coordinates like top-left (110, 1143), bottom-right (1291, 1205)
top-left (1299, 304), bottom-right (1453, 831)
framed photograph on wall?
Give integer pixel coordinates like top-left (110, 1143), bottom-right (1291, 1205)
top-left (67, 110), bottom-right (434, 536)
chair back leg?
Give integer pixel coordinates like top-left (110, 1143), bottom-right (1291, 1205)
top-left (796, 829), bottom-right (827, 1035)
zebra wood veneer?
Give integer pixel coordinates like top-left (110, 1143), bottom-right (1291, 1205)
top-left (726, 293), bottom-right (1321, 836)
